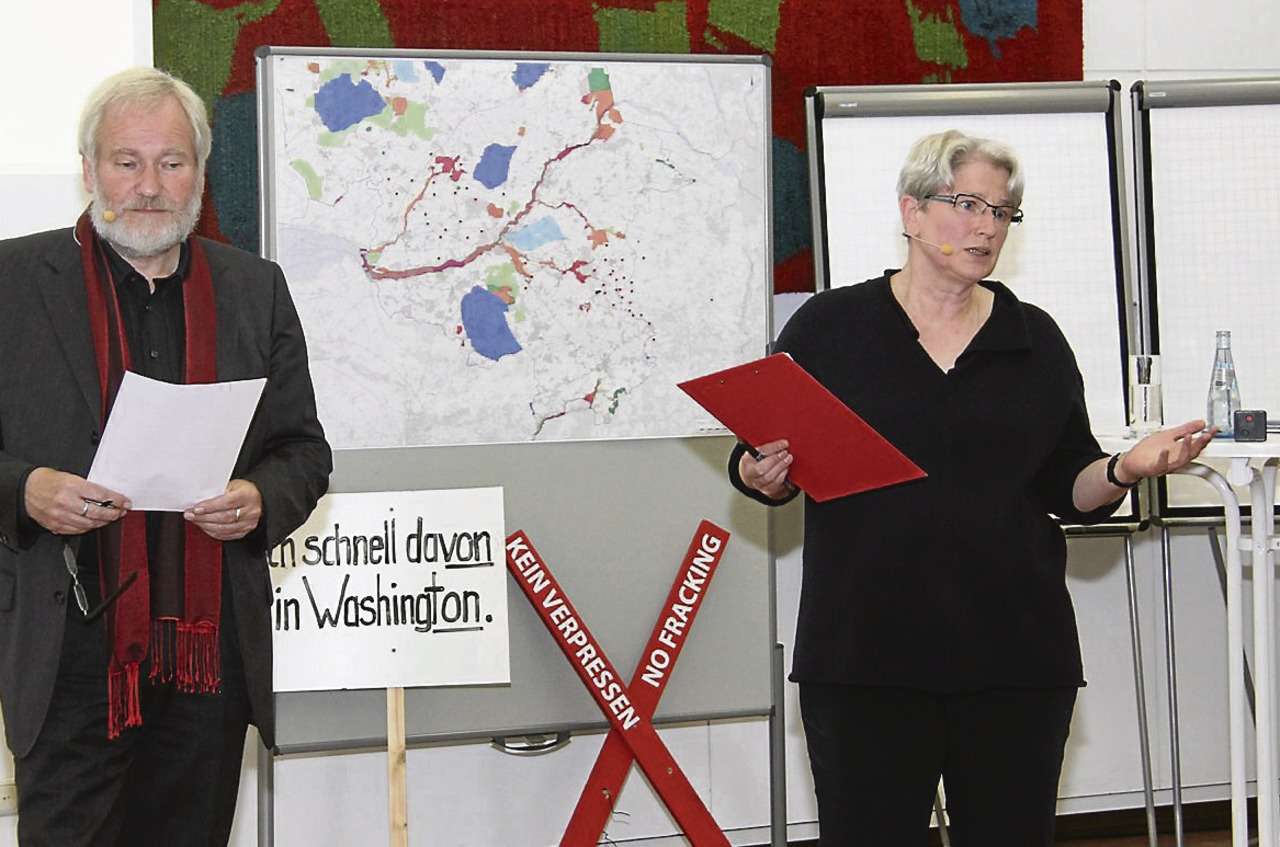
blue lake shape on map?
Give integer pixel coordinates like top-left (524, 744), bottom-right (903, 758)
top-left (314, 74), bottom-right (386, 132)
top-left (506, 217), bottom-right (566, 252)
top-left (424, 61), bottom-right (446, 83)
top-left (513, 63), bottom-right (551, 91)
top-left (393, 60), bottom-right (419, 82)
top-left (461, 286), bottom-right (522, 361)
top-left (473, 144), bottom-right (519, 189)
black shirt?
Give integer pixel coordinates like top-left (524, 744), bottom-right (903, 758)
top-left (102, 241), bottom-right (191, 384)
top-left (729, 273), bottom-right (1119, 691)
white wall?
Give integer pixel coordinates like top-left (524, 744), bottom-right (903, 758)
top-left (1, 2), bottom-right (1278, 846)
top-left (0, 2), bottom-right (152, 844)
top-left (0, 2), bottom-right (153, 240)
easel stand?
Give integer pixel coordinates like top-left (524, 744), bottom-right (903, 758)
top-left (1124, 530), bottom-right (1160, 847)
top-left (1082, 437), bottom-right (1161, 847)
top-left (1067, 520), bottom-right (1159, 847)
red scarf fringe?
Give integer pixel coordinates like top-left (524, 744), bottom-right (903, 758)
top-left (148, 618), bottom-right (222, 690)
top-left (176, 621), bottom-right (221, 694)
top-left (107, 662), bottom-right (143, 740)
top-left (112, 619), bottom-right (222, 740)
top-left (148, 618), bottom-right (176, 684)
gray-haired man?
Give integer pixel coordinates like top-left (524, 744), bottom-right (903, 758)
top-left (0, 66), bottom-right (331, 844)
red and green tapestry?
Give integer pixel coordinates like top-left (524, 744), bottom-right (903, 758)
top-left (155, 0), bottom-right (1082, 293)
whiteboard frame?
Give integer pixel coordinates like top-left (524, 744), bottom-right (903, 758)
top-left (252, 46), bottom-right (777, 745)
top-left (803, 81), bottom-right (1141, 528)
top-left (1133, 77), bottom-right (1280, 522)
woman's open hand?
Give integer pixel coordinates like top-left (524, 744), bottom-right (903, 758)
top-left (1118, 420), bottom-right (1216, 481)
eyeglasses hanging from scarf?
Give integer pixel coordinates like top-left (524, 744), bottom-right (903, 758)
top-left (62, 540), bottom-right (139, 623)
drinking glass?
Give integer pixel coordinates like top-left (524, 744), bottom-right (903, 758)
top-left (1128, 354), bottom-right (1163, 436)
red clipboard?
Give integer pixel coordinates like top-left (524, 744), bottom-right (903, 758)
top-left (679, 353), bottom-right (926, 502)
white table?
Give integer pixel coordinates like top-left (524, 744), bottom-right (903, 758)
top-left (1147, 439), bottom-right (1280, 847)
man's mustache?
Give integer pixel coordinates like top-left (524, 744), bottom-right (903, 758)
top-left (122, 198), bottom-right (177, 211)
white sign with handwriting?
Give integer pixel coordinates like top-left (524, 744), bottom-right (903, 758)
top-left (269, 488), bottom-right (507, 691)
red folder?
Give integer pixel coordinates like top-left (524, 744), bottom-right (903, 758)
top-left (678, 353), bottom-right (926, 502)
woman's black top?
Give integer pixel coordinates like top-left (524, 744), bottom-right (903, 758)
top-left (729, 273), bottom-right (1121, 691)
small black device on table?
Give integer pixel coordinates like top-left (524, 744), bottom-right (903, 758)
top-left (1234, 409), bottom-right (1268, 442)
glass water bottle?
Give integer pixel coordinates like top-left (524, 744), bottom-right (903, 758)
top-left (1206, 330), bottom-right (1242, 437)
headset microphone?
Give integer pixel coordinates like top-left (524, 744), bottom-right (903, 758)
top-left (902, 232), bottom-right (954, 256)
top-left (102, 209), bottom-right (118, 223)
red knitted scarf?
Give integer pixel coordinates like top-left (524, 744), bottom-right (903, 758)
top-left (75, 212), bottom-right (223, 739)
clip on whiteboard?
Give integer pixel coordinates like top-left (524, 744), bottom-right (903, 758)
top-left (678, 353), bottom-right (926, 502)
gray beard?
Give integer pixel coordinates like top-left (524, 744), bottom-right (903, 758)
top-left (89, 180), bottom-right (204, 259)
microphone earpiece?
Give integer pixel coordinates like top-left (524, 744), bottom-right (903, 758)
top-left (902, 232), bottom-right (954, 256)
top-left (102, 209), bottom-right (118, 223)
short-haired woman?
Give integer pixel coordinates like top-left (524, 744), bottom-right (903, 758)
top-left (731, 130), bottom-right (1211, 846)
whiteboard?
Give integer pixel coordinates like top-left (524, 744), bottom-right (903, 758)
top-left (1135, 78), bottom-right (1280, 515)
top-left (258, 48), bottom-right (771, 449)
top-left (806, 82), bottom-right (1136, 523)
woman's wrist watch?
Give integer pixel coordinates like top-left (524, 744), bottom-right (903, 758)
top-left (1106, 452), bottom-right (1141, 489)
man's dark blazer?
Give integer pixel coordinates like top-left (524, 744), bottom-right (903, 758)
top-left (0, 226), bottom-right (332, 758)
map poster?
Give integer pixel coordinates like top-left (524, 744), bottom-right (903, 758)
top-left (261, 51), bottom-right (770, 448)
top-left (268, 488), bottom-right (508, 692)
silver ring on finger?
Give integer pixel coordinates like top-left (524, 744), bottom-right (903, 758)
top-left (235, 507), bottom-right (241, 522)
top-left (80, 502), bottom-right (90, 517)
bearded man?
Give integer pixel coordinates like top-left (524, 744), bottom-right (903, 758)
top-left (0, 67), bottom-right (331, 845)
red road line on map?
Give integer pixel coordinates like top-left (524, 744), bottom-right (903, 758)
top-left (366, 165), bottom-right (446, 256)
top-left (363, 108), bottom-right (613, 281)
top-left (537, 258), bottom-right (592, 283)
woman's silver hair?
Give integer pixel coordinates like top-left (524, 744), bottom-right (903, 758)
top-left (77, 67), bottom-right (212, 170)
top-left (896, 129), bottom-right (1024, 207)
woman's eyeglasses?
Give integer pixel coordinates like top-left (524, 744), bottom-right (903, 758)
top-left (924, 193), bottom-right (1024, 226)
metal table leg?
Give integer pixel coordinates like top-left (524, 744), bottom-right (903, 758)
top-left (1161, 526), bottom-right (1186, 847)
top-left (1265, 461), bottom-right (1280, 846)
top-left (1207, 528), bottom-right (1257, 716)
top-left (1249, 461), bottom-right (1279, 845)
top-left (1180, 463), bottom-right (1248, 847)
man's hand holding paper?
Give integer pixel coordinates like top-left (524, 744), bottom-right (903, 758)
top-left (86, 372), bottom-right (267, 513)
top-left (184, 478), bottom-right (263, 541)
top-left (24, 468), bottom-right (131, 536)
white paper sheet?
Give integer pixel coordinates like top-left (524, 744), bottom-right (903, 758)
top-left (87, 372), bottom-right (267, 511)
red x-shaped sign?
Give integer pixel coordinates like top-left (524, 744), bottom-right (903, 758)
top-left (505, 523), bottom-right (731, 847)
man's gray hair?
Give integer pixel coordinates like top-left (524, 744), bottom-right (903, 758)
top-left (896, 129), bottom-right (1024, 208)
top-left (77, 67), bottom-right (212, 169)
